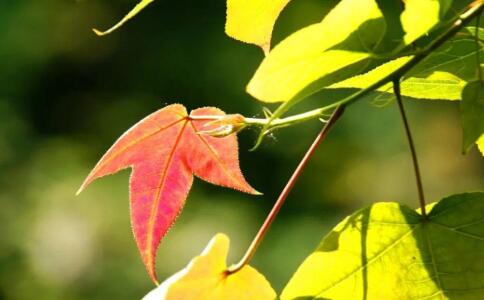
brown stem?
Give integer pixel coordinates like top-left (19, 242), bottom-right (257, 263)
top-left (393, 80), bottom-right (427, 218)
top-left (227, 106), bottom-right (345, 274)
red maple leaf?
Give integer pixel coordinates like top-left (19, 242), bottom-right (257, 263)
top-left (77, 104), bottom-right (258, 283)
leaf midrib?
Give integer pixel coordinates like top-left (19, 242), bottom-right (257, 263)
top-left (422, 223), bottom-right (444, 300)
top-left (315, 224), bottom-right (420, 298)
top-left (145, 120), bottom-right (189, 267)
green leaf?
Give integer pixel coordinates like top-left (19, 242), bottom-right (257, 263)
top-left (401, 0), bottom-right (452, 45)
top-left (461, 81), bottom-right (484, 153)
top-left (372, 0), bottom-right (405, 53)
top-left (328, 57), bottom-right (467, 101)
top-left (328, 27), bottom-right (483, 101)
top-left (282, 192), bottom-right (484, 300)
top-left (246, 1), bottom-right (479, 149)
top-left (245, 0), bottom-right (470, 104)
top-left (396, 72), bottom-right (466, 100)
top-left (328, 56), bottom-right (412, 96)
top-left (477, 135), bottom-right (484, 155)
top-left (403, 27), bottom-right (484, 99)
top-left (246, 0), bottom-right (385, 103)
top-left (225, 0), bottom-right (291, 54)
top-left (93, 0), bottom-right (154, 36)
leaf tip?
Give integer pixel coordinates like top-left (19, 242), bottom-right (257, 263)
top-left (249, 133), bottom-right (266, 152)
top-left (75, 186), bottom-right (83, 196)
top-left (144, 253), bottom-right (160, 285)
top-left (75, 180), bottom-right (89, 196)
top-left (252, 190), bottom-right (263, 196)
top-left (92, 28), bottom-right (107, 36)
top-left (151, 275), bottom-right (160, 286)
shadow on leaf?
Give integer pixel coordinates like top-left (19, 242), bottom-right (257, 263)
top-left (281, 192), bottom-right (484, 299)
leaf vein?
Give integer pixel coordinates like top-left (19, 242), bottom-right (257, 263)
top-left (422, 224), bottom-right (444, 300)
top-left (316, 225), bottom-right (419, 297)
top-left (189, 122), bottom-right (246, 190)
top-left (145, 120), bottom-right (188, 265)
top-left (91, 117), bottom-right (185, 175)
top-left (430, 222), bottom-right (484, 241)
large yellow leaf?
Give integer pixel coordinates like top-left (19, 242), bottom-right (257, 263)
top-left (143, 233), bottom-right (276, 300)
top-left (225, 0), bottom-right (291, 54)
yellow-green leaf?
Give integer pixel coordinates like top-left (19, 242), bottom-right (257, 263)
top-left (328, 27), bottom-right (483, 101)
top-left (477, 135), bottom-right (484, 155)
top-left (401, 0), bottom-right (450, 44)
top-left (397, 72), bottom-right (467, 100)
top-left (461, 80), bottom-right (484, 154)
top-left (246, 0), bottom-right (384, 103)
top-left (282, 192), bottom-right (484, 300)
top-left (93, 0), bottom-right (154, 36)
top-left (329, 56), bottom-right (411, 93)
top-left (329, 57), bottom-right (466, 101)
top-left (225, 0), bottom-right (291, 54)
top-left (143, 233), bottom-right (276, 300)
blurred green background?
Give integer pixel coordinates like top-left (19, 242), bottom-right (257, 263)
top-left (0, 1), bottom-right (483, 299)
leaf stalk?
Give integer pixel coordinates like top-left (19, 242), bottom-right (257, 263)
top-left (393, 80), bottom-right (427, 218)
top-left (226, 106), bottom-right (345, 274)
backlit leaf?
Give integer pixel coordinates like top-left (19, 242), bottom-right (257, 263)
top-left (143, 233), bottom-right (276, 300)
top-left (328, 56), bottom-right (413, 95)
top-left (282, 192), bottom-right (484, 300)
top-left (401, 0), bottom-right (451, 45)
top-left (461, 80), bottom-right (484, 153)
top-left (225, 0), bottom-right (291, 54)
top-left (477, 135), bottom-right (484, 155)
top-left (328, 27), bottom-right (483, 101)
top-left (93, 0), bottom-right (154, 36)
top-left (246, 0), bottom-right (384, 103)
top-left (244, 0), bottom-right (465, 104)
top-left (401, 26), bottom-right (484, 100)
top-left (328, 57), bottom-right (467, 101)
top-left (77, 104), bottom-right (258, 283)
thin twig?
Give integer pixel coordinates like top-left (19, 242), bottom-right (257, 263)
top-left (393, 80), bottom-right (427, 218)
top-left (227, 106), bottom-right (345, 274)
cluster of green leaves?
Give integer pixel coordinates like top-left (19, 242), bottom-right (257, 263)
top-left (84, 0), bottom-right (484, 299)
top-left (237, 0), bottom-right (483, 153)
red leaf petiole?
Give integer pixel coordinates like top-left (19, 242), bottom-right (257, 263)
top-left (227, 105), bottom-right (345, 274)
